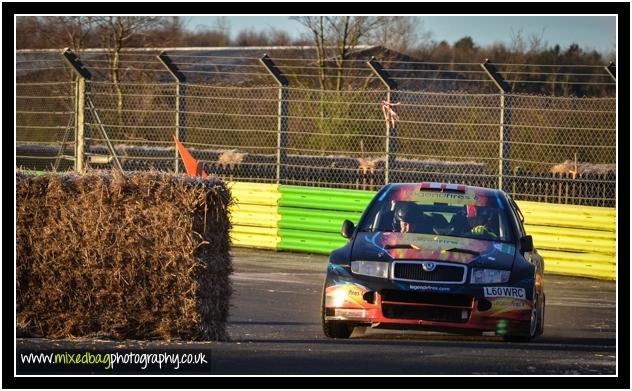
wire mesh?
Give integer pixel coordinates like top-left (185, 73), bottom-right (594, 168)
top-left (16, 81), bottom-right (75, 171)
top-left (15, 49), bottom-right (616, 206)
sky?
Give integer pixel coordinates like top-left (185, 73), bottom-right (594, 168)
top-left (185, 15), bottom-right (616, 55)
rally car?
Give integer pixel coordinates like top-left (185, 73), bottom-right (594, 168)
top-left (322, 182), bottom-right (545, 341)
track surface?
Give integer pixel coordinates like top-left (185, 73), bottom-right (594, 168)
top-left (17, 248), bottom-right (617, 375)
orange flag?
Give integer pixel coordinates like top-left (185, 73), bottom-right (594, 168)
top-left (174, 136), bottom-right (207, 177)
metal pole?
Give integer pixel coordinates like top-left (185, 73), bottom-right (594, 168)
top-left (385, 89), bottom-right (391, 185)
top-left (367, 57), bottom-right (397, 185)
top-left (61, 48), bottom-right (92, 174)
top-left (259, 54), bottom-right (289, 184)
top-left (481, 59), bottom-right (511, 191)
top-left (278, 86), bottom-right (289, 184)
top-left (498, 94), bottom-right (512, 191)
top-left (604, 61), bottom-right (616, 82)
top-left (157, 51), bottom-right (187, 173)
top-left (175, 82), bottom-right (181, 173)
top-left (75, 78), bottom-right (85, 173)
top-left (85, 96), bottom-right (124, 172)
top-left (174, 82), bottom-right (186, 173)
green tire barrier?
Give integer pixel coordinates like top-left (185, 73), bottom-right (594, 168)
top-left (278, 229), bottom-right (347, 254)
top-left (280, 185), bottom-right (375, 211)
top-left (279, 207), bottom-right (364, 233)
top-left (278, 186), bottom-right (373, 253)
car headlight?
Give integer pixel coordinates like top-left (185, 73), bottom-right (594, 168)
top-left (470, 268), bottom-right (510, 284)
top-left (350, 261), bottom-right (389, 278)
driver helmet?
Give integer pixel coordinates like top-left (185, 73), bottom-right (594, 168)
top-left (466, 204), bottom-right (493, 224)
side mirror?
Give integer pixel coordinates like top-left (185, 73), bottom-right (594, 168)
top-left (341, 219), bottom-right (355, 239)
top-left (520, 235), bottom-right (534, 253)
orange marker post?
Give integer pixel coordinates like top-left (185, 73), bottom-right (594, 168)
top-left (174, 136), bottom-right (207, 177)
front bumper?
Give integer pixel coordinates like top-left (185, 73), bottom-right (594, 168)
top-left (324, 264), bottom-right (534, 336)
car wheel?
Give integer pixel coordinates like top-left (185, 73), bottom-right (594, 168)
top-left (321, 283), bottom-right (354, 339)
top-left (503, 290), bottom-right (540, 342)
top-left (323, 320), bottom-right (354, 339)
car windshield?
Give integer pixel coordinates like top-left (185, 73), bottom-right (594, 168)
top-left (359, 185), bottom-right (514, 242)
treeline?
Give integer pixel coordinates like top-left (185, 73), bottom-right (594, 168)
top-left (16, 16), bottom-right (613, 64)
top-left (15, 16), bottom-right (308, 49)
top-left (16, 16), bottom-right (615, 96)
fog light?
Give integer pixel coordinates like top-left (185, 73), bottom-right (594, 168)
top-left (478, 299), bottom-right (492, 311)
top-left (363, 291), bottom-right (376, 304)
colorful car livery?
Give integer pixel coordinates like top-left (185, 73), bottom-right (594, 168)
top-left (322, 182), bottom-right (545, 341)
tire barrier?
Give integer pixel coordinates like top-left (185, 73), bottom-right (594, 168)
top-left (278, 186), bottom-right (374, 254)
top-left (228, 182), bottom-right (281, 250)
top-left (516, 201), bottom-right (615, 280)
top-left (16, 171), bottom-right (233, 340)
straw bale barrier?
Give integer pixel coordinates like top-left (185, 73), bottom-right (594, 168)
top-left (16, 171), bottom-right (233, 340)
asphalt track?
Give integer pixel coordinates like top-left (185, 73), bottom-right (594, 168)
top-left (16, 248), bottom-right (617, 375)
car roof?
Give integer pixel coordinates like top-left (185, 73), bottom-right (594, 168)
top-left (387, 182), bottom-right (503, 197)
top-left (382, 182), bottom-right (508, 208)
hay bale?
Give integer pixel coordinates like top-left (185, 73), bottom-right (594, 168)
top-left (358, 157), bottom-right (384, 174)
top-left (550, 160), bottom-right (616, 176)
top-left (217, 150), bottom-right (246, 169)
top-left (16, 171), bottom-right (233, 341)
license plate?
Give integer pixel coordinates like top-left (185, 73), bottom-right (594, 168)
top-left (483, 286), bottom-right (526, 299)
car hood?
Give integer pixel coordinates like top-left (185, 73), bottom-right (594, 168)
top-left (352, 232), bottom-right (516, 269)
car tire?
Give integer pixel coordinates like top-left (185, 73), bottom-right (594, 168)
top-left (321, 283), bottom-right (354, 339)
top-left (323, 320), bottom-right (354, 339)
top-left (503, 289), bottom-right (540, 342)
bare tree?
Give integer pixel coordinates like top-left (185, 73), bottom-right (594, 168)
top-left (16, 16), bottom-right (96, 51)
top-left (215, 16), bottom-right (231, 40)
top-left (291, 16), bottom-right (327, 89)
top-left (369, 16), bottom-right (430, 54)
top-left (291, 16), bottom-right (389, 91)
top-left (290, 17), bottom-right (392, 153)
top-left (49, 17), bottom-right (96, 52)
top-left (186, 28), bottom-right (230, 47)
top-left (235, 28), bottom-right (269, 46)
top-left (144, 16), bottom-right (187, 47)
top-left (93, 16), bottom-right (167, 126)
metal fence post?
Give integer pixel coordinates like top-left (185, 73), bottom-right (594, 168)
top-left (260, 54), bottom-right (289, 184)
top-left (61, 48), bottom-right (91, 174)
top-left (367, 57), bottom-right (398, 185)
top-left (158, 51), bottom-right (187, 173)
top-left (481, 59), bottom-right (512, 191)
top-left (604, 61), bottom-right (616, 82)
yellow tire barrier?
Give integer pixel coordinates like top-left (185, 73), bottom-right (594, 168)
top-left (228, 182), bottom-right (280, 250)
top-left (229, 182), bottom-right (281, 206)
top-left (517, 200), bottom-right (616, 280)
top-left (517, 201), bottom-right (615, 231)
top-left (231, 225), bottom-right (280, 249)
top-left (231, 204), bottom-right (281, 227)
top-left (537, 249), bottom-right (615, 265)
top-left (524, 225), bottom-right (615, 241)
top-left (517, 200), bottom-right (616, 216)
top-left (539, 252), bottom-right (615, 280)
top-left (528, 229), bottom-right (615, 256)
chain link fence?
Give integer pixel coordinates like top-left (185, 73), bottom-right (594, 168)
top-left (16, 48), bottom-right (616, 206)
